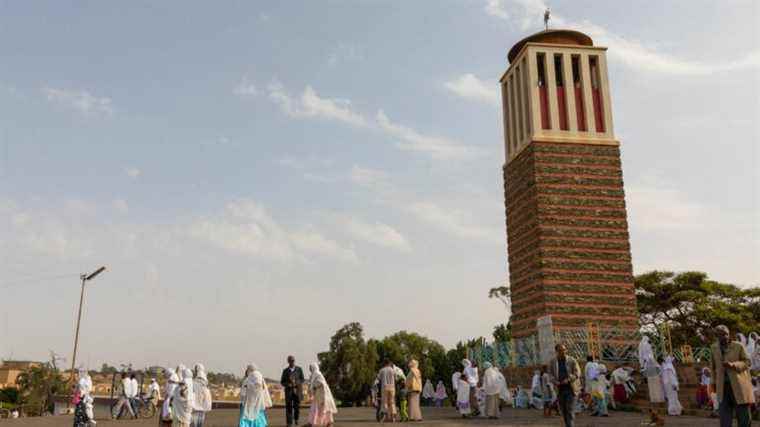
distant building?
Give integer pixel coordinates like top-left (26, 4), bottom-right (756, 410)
top-left (0, 360), bottom-right (42, 388)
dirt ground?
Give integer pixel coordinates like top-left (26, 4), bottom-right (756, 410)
top-left (0, 406), bottom-right (722, 427)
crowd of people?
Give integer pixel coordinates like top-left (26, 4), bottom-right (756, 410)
top-left (69, 324), bottom-right (758, 427)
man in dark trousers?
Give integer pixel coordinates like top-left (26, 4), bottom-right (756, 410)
top-left (280, 355), bottom-right (305, 427)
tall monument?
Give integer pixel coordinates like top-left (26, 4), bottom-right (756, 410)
top-left (500, 29), bottom-right (638, 339)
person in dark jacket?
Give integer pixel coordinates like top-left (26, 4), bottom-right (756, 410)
top-left (280, 356), bottom-right (305, 427)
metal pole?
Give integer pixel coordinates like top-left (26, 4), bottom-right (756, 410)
top-left (70, 274), bottom-right (87, 380)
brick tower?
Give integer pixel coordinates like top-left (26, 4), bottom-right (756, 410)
top-left (500, 29), bottom-right (638, 339)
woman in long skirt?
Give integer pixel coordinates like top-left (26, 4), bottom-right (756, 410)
top-left (405, 359), bottom-right (423, 421)
top-left (422, 380), bottom-right (435, 407)
top-left (481, 362), bottom-right (501, 419)
top-left (192, 364), bottom-right (213, 427)
top-left (306, 363), bottom-right (337, 427)
top-left (434, 381), bottom-right (447, 407)
top-left (239, 364), bottom-right (273, 427)
top-left (696, 367), bottom-right (710, 408)
top-left (643, 357), bottom-right (665, 403)
top-left (661, 357), bottom-right (682, 416)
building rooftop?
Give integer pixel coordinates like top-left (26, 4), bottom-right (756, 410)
top-left (508, 29), bottom-right (593, 63)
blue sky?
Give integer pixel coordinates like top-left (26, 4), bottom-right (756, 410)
top-left (0, 0), bottom-right (757, 377)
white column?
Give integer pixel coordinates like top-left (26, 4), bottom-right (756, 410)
top-left (527, 47), bottom-right (543, 135)
top-left (508, 75), bottom-right (519, 153)
top-left (515, 66), bottom-right (525, 145)
top-left (580, 53), bottom-right (597, 133)
top-left (521, 56), bottom-right (532, 140)
top-left (502, 82), bottom-right (511, 160)
top-left (562, 54), bottom-right (578, 132)
top-left (597, 54), bottom-right (614, 138)
top-left (545, 50), bottom-right (560, 132)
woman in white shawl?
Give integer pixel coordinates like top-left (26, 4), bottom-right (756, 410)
top-left (433, 381), bottom-right (447, 407)
top-left (172, 377), bottom-right (194, 427)
top-left (481, 362), bottom-right (501, 419)
top-left (192, 363), bottom-right (213, 427)
top-left (638, 337), bottom-right (654, 368)
top-left (461, 360), bottom-right (479, 415)
top-left (306, 363), bottom-right (337, 427)
top-left (239, 364), bottom-right (272, 427)
top-left (660, 356), bottom-right (682, 416)
top-left (160, 369), bottom-right (180, 427)
top-left (643, 356), bottom-right (664, 403)
top-left (422, 380), bottom-right (435, 406)
top-left (529, 370), bottom-right (543, 409)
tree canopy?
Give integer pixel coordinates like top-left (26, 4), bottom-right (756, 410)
top-left (318, 322), bottom-right (377, 406)
top-left (635, 271), bottom-right (760, 346)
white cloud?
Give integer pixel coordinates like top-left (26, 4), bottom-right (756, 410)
top-left (125, 167), bottom-right (141, 179)
top-left (233, 76), bottom-right (258, 97)
top-left (343, 217), bottom-right (411, 252)
top-left (484, 0), bottom-right (760, 75)
top-left (267, 82), bottom-right (368, 127)
top-left (266, 82), bottom-right (478, 160)
top-left (376, 110), bottom-right (477, 160)
top-left (444, 74), bottom-right (499, 106)
top-left (484, 0), bottom-right (510, 20)
top-left (42, 87), bottom-right (114, 117)
top-left (350, 165), bottom-right (388, 187)
top-left (188, 199), bottom-right (357, 263)
top-left (407, 201), bottom-right (502, 244)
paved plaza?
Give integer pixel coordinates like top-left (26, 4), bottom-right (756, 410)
top-left (0, 407), bottom-right (722, 427)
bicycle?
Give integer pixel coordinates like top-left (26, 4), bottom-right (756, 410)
top-left (111, 395), bottom-right (156, 419)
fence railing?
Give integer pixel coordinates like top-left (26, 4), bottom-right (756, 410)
top-left (468, 326), bottom-right (714, 368)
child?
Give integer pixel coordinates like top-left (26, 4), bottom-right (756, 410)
top-left (456, 374), bottom-right (471, 417)
top-left (398, 386), bottom-right (409, 422)
top-left (541, 368), bottom-right (557, 417)
top-left (696, 367), bottom-right (711, 408)
top-left (514, 386), bottom-right (529, 409)
top-left (591, 365), bottom-right (609, 417)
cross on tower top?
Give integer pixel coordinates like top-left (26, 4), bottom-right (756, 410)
top-left (543, 8), bottom-right (551, 31)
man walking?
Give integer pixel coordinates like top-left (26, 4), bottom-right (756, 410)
top-left (377, 359), bottom-right (398, 422)
top-left (549, 343), bottom-right (581, 427)
top-left (112, 372), bottom-right (136, 419)
top-left (712, 325), bottom-right (754, 427)
top-left (280, 355), bottom-right (305, 427)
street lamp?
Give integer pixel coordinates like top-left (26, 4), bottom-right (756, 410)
top-left (69, 266), bottom-right (106, 380)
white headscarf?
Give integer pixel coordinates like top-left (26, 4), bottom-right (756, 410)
top-left (530, 370), bottom-right (541, 392)
top-left (462, 359), bottom-right (478, 386)
top-left (422, 380), bottom-right (435, 399)
top-left (482, 362), bottom-right (501, 395)
top-left (241, 364), bottom-right (273, 420)
top-left (193, 363), bottom-right (213, 412)
top-left (434, 381), bottom-right (447, 400)
top-left (661, 356), bottom-right (678, 389)
top-left (77, 368), bottom-right (93, 397)
top-left (171, 377), bottom-right (193, 424)
top-left (638, 337), bottom-right (654, 367)
top-left (451, 371), bottom-right (461, 391)
top-left (308, 363), bottom-right (338, 414)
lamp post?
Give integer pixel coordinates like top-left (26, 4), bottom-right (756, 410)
top-left (69, 266), bottom-right (106, 380)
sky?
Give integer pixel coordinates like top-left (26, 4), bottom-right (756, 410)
top-left (0, 0), bottom-right (758, 378)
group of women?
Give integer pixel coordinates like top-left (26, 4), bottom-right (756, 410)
top-left (638, 337), bottom-right (683, 416)
top-left (421, 379), bottom-right (449, 407)
top-left (239, 362), bottom-right (337, 427)
top-left (159, 363), bottom-right (213, 427)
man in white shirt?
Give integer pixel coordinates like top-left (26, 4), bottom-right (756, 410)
top-left (112, 373), bottom-right (136, 419)
top-left (128, 373), bottom-right (140, 414)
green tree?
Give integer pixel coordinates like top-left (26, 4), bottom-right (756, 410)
top-left (15, 362), bottom-right (67, 416)
top-left (635, 271), bottom-right (760, 347)
top-left (373, 331), bottom-right (448, 383)
top-left (0, 387), bottom-right (21, 404)
top-left (318, 322), bottom-right (378, 407)
top-left (493, 323), bottom-right (512, 342)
